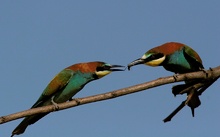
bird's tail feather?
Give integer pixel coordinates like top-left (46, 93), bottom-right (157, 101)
top-left (11, 113), bottom-right (49, 136)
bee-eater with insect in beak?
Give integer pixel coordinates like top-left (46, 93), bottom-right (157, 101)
top-left (127, 42), bottom-right (204, 119)
top-left (11, 61), bottom-right (125, 136)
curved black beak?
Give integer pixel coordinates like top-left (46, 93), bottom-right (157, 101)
top-left (110, 65), bottom-right (126, 71)
top-left (127, 58), bottom-right (145, 70)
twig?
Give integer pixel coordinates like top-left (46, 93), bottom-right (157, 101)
top-left (1, 66), bottom-right (220, 124)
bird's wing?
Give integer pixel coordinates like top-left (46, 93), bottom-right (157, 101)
top-left (184, 46), bottom-right (204, 69)
top-left (31, 69), bottom-right (74, 108)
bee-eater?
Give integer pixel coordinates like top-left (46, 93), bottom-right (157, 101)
top-left (11, 61), bottom-right (125, 136)
top-left (127, 42), bottom-right (204, 117)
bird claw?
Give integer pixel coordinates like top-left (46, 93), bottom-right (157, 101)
top-left (201, 68), bottom-right (209, 78)
top-left (51, 96), bottom-right (59, 111)
top-left (73, 98), bottom-right (81, 105)
top-left (173, 74), bottom-right (179, 81)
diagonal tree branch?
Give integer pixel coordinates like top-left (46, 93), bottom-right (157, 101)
top-left (1, 66), bottom-right (220, 124)
top-left (163, 75), bottom-right (219, 122)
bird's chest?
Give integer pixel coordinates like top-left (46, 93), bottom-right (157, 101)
top-left (54, 72), bottom-right (94, 103)
top-left (163, 50), bottom-right (192, 73)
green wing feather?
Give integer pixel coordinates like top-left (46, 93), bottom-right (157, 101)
top-left (184, 45), bottom-right (204, 69)
top-left (11, 69), bottom-right (75, 136)
top-left (31, 69), bottom-right (74, 108)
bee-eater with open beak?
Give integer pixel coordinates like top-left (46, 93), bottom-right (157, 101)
top-left (127, 42), bottom-right (204, 117)
top-left (11, 61), bottom-right (125, 136)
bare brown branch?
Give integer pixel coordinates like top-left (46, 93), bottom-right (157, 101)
top-left (163, 75), bottom-right (219, 122)
top-left (1, 66), bottom-right (220, 124)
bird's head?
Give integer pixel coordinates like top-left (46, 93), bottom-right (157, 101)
top-left (127, 42), bottom-right (202, 71)
top-left (68, 61), bottom-right (125, 79)
top-left (127, 49), bottom-right (166, 70)
top-left (94, 62), bottom-right (125, 78)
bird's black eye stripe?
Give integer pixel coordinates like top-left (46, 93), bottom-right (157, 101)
top-left (96, 66), bottom-right (111, 71)
top-left (96, 67), bottom-right (103, 71)
top-left (146, 53), bottom-right (164, 61)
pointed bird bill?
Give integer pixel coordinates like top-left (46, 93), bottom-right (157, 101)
top-left (110, 65), bottom-right (126, 71)
top-left (127, 58), bottom-right (145, 70)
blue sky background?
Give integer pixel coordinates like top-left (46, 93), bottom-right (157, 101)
top-left (1, 1), bottom-right (220, 137)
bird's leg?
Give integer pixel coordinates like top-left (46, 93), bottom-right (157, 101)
top-left (163, 101), bottom-right (186, 122)
top-left (51, 96), bottom-right (59, 111)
